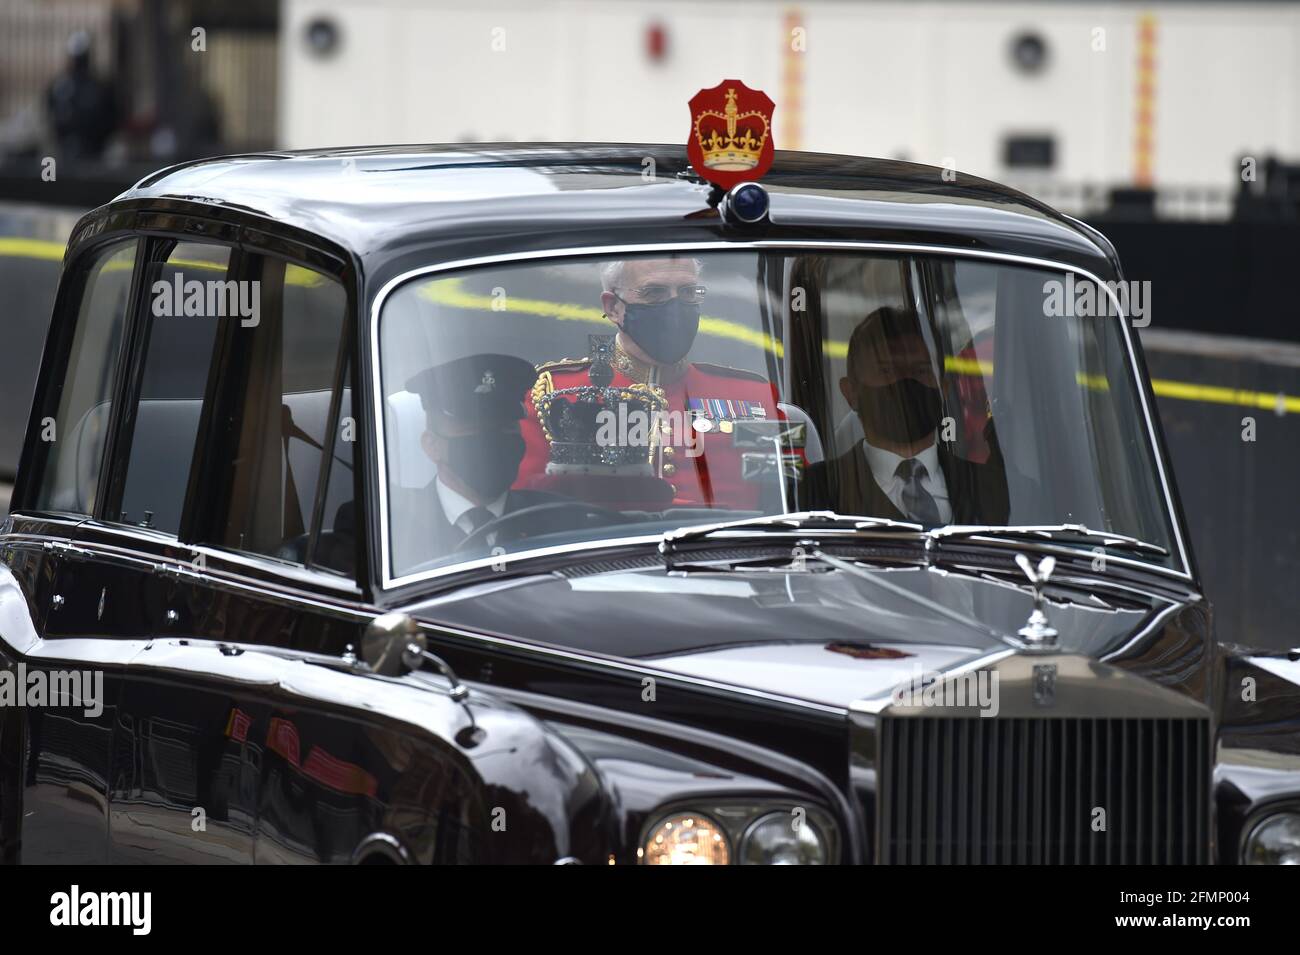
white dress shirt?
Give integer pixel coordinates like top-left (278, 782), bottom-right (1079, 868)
top-left (862, 436), bottom-right (953, 524)
top-left (435, 476), bottom-right (508, 535)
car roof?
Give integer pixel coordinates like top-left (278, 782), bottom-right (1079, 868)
top-left (112, 143), bottom-right (1117, 284)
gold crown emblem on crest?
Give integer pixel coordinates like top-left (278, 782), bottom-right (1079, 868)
top-left (694, 88), bottom-right (770, 172)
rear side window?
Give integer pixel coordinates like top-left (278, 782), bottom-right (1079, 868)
top-left (118, 241), bottom-right (230, 533)
top-left (34, 239), bottom-right (137, 515)
top-left (100, 237), bottom-right (353, 575)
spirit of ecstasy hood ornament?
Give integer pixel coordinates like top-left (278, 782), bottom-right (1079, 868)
top-left (1015, 554), bottom-right (1059, 650)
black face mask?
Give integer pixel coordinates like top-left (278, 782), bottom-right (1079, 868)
top-left (618, 297), bottom-right (701, 365)
top-left (857, 378), bottom-right (944, 445)
top-left (443, 432), bottom-right (526, 501)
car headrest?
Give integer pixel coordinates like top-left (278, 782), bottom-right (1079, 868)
top-left (387, 389), bottom-right (436, 489)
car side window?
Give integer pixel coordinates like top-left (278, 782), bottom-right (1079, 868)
top-left (33, 239), bottom-right (138, 515)
top-left (211, 257), bottom-right (349, 567)
top-left (117, 241), bottom-right (230, 534)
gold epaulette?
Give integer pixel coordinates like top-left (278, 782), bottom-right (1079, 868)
top-left (535, 357), bottom-right (591, 374)
top-left (691, 361), bottom-right (769, 383)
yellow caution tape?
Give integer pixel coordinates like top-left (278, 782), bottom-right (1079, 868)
top-left (0, 237), bottom-right (65, 261)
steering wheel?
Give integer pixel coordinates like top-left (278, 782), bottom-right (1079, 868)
top-left (453, 500), bottom-right (627, 553)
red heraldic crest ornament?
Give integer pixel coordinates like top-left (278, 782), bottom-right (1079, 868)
top-left (687, 80), bottom-right (775, 190)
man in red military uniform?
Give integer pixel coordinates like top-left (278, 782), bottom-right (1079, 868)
top-left (517, 256), bottom-right (782, 510)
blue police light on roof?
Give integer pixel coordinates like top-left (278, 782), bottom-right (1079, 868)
top-left (720, 181), bottom-right (770, 225)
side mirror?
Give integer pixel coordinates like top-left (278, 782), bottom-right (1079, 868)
top-left (361, 611), bottom-right (470, 702)
top-left (362, 611), bottom-right (427, 676)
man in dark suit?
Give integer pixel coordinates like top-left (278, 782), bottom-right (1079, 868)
top-left (823, 307), bottom-right (1009, 527)
top-left (392, 354), bottom-right (558, 573)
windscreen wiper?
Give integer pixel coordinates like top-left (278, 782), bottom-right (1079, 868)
top-left (928, 523), bottom-right (1169, 557)
top-left (660, 511), bottom-right (922, 569)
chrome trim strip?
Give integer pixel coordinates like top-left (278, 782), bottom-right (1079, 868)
top-left (369, 239), bottom-right (1193, 590)
top-left (50, 519), bottom-right (363, 597)
top-left (1112, 289), bottom-right (1193, 577)
top-left (4, 516), bottom-right (363, 596)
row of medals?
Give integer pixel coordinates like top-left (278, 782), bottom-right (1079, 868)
top-left (689, 411), bottom-right (733, 434)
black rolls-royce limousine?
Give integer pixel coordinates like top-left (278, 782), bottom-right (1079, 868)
top-left (0, 142), bottom-right (1295, 864)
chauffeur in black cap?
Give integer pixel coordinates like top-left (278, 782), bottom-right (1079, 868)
top-left (397, 353), bottom-right (553, 566)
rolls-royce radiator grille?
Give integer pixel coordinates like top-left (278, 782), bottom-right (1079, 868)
top-left (876, 717), bottom-right (1210, 864)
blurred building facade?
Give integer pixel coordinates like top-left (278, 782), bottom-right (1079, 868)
top-left (0, 0), bottom-right (276, 164)
top-left (3, 0), bottom-right (1296, 212)
top-left (280, 0), bottom-right (1300, 215)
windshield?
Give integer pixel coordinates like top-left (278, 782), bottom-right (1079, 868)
top-left (376, 249), bottom-right (1179, 581)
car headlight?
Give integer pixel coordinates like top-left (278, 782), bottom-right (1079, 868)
top-left (740, 811), bottom-right (827, 865)
top-left (640, 803), bottom-right (837, 864)
top-left (642, 813), bottom-right (731, 865)
top-left (1242, 811), bottom-right (1300, 865)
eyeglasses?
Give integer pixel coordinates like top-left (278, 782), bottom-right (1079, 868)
top-left (617, 283), bottom-right (708, 305)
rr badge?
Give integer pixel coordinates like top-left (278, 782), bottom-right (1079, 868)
top-left (1033, 663), bottom-right (1058, 708)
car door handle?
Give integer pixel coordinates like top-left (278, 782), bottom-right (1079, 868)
top-left (156, 562), bottom-right (203, 582)
top-left (43, 540), bottom-right (93, 561)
